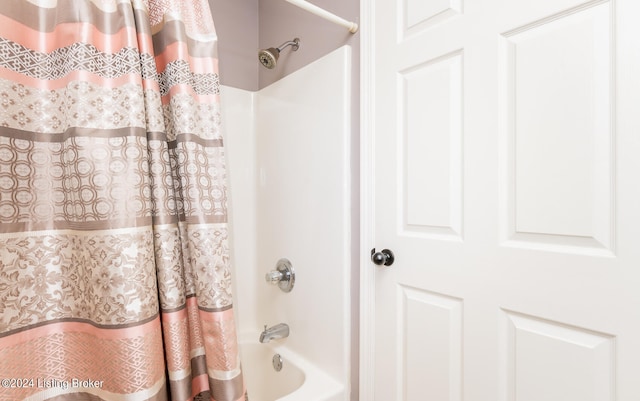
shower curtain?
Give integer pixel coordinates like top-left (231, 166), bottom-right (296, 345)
top-left (0, 1), bottom-right (244, 400)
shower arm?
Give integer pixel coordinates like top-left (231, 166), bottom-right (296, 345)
top-left (283, 0), bottom-right (358, 34)
top-left (277, 39), bottom-right (300, 52)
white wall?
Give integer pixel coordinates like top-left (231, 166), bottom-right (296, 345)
top-left (223, 46), bottom-right (352, 398)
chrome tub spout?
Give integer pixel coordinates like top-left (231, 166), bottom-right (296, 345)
top-left (259, 323), bottom-right (290, 343)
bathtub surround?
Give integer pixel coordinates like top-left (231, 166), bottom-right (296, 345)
top-left (210, 2), bottom-right (361, 395)
top-left (0, 1), bottom-right (243, 400)
top-left (224, 46), bottom-right (352, 401)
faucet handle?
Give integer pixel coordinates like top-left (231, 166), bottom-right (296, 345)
top-left (265, 270), bottom-right (284, 284)
top-left (264, 258), bottom-right (295, 293)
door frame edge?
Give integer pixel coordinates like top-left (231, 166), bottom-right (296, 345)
top-left (359, 0), bottom-right (376, 399)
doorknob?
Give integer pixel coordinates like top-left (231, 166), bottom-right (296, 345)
top-left (371, 248), bottom-right (394, 266)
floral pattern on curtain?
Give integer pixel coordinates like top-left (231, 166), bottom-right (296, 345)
top-left (0, 1), bottom-right (244, 400)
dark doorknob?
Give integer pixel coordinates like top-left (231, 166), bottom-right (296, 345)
top-left (371, 248), bottom-right (394, 266)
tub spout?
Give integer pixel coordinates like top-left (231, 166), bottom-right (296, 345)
top-left (259, 323), bottom-right (289, 343)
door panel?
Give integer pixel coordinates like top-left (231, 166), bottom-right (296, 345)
top-left (400, 51), bottom-right (463, 240)
top-left (501, 311), bottom-right (615, 401)
top-left (369, 0), bottom-right (640, 400)
top-left (400, 286), bottom-right (463, 401)
top-left (500, 2), bottom-right (614, 254)
top-left (400, 0), bottom-right (463, 40)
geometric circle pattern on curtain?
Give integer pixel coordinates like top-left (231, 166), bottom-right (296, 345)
top-left (0, 1), bottom-right (244, 400)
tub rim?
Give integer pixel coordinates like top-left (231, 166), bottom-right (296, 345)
top-left (239, 332), bottom-right (344, 401)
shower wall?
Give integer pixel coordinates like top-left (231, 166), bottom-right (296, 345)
top-left (223, 46), bottom-right (352, 399)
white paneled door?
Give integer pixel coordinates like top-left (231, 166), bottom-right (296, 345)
top-left (362, 0), bottom-right (640, 400)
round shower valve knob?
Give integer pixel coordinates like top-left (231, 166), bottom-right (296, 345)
top-left (265, 258), bottom-right (295, 292)
top-left (371, 248), bottom-right (395, 266)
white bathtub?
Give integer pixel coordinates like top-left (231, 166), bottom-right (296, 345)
top-left (240, 334), bottom-right (344, 401)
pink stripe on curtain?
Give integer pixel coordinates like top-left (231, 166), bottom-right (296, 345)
top-left (0, 319), bottom-right (165, 400)
top-left (0, 317), bottom-right (161, 347)
top-left (0, 0), bottom-right (244, 400)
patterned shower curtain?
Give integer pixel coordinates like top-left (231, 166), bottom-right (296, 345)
top-left (0, 1), bottom-right (244, 400)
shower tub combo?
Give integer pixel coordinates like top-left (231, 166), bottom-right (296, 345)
top-left (225, 46), bottom-right (353, 401)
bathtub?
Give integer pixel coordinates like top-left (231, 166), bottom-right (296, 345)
top-left (239, 333), bottom-right (344, 401)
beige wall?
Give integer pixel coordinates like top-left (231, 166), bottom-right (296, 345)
top-left (208, 0), bottom-right (259, 91)
top-left (209, 0), bottom-right (359, 91)
top-left (257, 0), bottom-right (359, 89)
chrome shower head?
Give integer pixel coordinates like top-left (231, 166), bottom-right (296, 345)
top-left (258, 38), bottom-right (300, 69)
top-left (258, 48), bottom-right (279, 69)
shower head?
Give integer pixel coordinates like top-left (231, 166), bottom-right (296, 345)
top-left (258, 38), bottom-right (300, 69)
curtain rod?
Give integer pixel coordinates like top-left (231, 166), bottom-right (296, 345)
top-left (284, 0), bottom-right (358, 33)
